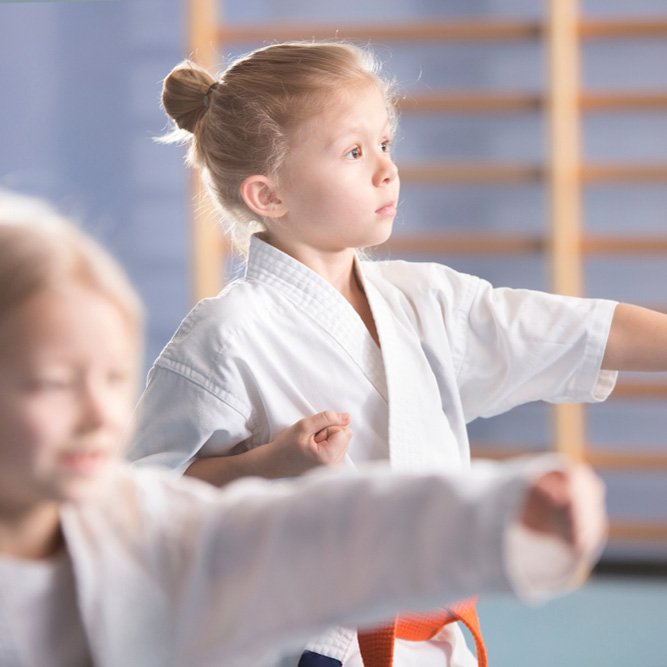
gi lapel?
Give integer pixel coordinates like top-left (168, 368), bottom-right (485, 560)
top-left (246, 237), bottom-right (388, 401)
top-left (362, 275), bottom-right (462, 472)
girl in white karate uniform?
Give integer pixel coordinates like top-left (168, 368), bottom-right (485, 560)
top-left (128, 42), bottom-right (667, 666)
top-left (0, 192), bottom-right (611, 667)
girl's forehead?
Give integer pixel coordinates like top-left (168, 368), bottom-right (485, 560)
top-left (0, 283), bottom-right (137, 359)
top-left (297, 83), bottom-right (390, 132)
top-left (322, 80), bottom-right (385, 110)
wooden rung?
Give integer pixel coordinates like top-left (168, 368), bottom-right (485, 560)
top-left (380, 232), bottom-right (667, 258)
top-left (470, 446), bottom-right (544, 460)
top-left (396, 162), bottom-right (667, 184)
top-left (608, 521), bottom-right (667, 542)
top-left (380, 233), bottom-right (543, 255)
top-left (216, 18), bottom-right (667, 44)
top-left (379, 233), bottom-right (667, 257)
top-left (611, 381), bottom-right (667, 399)
top-left (397, 91), bottom-right (667, 114)
top-left (586, 450), bottom-right (667, 471)
top-left (582, 236), bottom-right (667, 254)
top-left (582, 163), bottom-right (667, 182)
top-left (397, 92), bottom-right (542, 113)
top-left (473, 445), bottom-right (667, 471)
top-left (217, 20), bottom-right (543, 44)
top-left (580, 19), bottom-right (667, 39)
top-left (582, 91), bottom-right (667, 111)
top-left (399, 162), bottom-right (543, 183)
top-left (214, 18), bottom-right (667, 49)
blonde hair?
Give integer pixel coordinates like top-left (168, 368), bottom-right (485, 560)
top-left (0, 191), bottom-right (143, 336)
top-left (160, 41), bottom-right (395, 253)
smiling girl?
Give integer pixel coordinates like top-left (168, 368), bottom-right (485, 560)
top-left (129, 41), bottom-right (667, 666)
top-left (0, 192), bottom-right (608, 667)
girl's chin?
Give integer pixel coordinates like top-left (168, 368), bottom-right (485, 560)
top-left (55, 463), bottom-right (117, 502)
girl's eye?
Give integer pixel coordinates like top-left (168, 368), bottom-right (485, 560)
top-left (107, 368), bottom-right (130, 387)
top-left (345, 146), bottom-right (362, 160)
top-left (30, 378), bottom-right (73, 393)
top-left (380, 139), bottom-right (391, 153)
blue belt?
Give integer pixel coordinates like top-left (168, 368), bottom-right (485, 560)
top-left (298, 651), bottom-right (343, 666)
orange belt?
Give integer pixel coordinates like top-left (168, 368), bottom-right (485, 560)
top-left (357, 598), bottom-right (487, 667)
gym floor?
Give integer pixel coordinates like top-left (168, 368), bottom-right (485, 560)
top-left (477, 566), bottom-right (667, 667)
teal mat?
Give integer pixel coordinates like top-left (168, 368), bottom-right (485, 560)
top-left (475, 575), bottom-right (667, 667)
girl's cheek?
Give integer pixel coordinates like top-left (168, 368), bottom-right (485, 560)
top-left (23, 400), bottom-right (77, 442)
top-left (109, 387), bottom-right (134, 421)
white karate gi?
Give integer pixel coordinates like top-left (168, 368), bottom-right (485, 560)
top-left (0, 460), bottom-right (589, 667)
top-left (129, 235), bottom-right (618, 664)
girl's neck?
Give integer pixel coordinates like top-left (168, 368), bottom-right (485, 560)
top-left (0, 502), bottom-right (64, 560)
top-left (348, 266), bottom-right (381, 347)
top-left (284, 244), bottom-right (380, 345)
top-left (262, 235), bottom-right (381, 345)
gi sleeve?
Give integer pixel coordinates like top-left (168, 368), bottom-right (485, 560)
top-left (144, 459), bottom-right (582, 666)
top-left (451, 277), bottom-right (619, 421)
top-left (127, 363), bottom-right (253, 473)
top-left (63, 458), bottom-right (604, 667)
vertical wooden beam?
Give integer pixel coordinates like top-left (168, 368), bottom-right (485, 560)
top-left (546, 0), bottom-right (586, 460)
top-left (547, 0), bottom-right (582, 296)
top-left (188, 0), bottom-right (224, 302)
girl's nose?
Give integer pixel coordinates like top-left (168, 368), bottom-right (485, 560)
top-left (78, 380), bottom-right (110, 432)
top-left (374, 154), bottom-right (398, 186)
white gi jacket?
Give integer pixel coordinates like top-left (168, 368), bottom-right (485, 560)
top-left (129, 235), bottom-right (618, 663)
top-left (0, 460), bottom-right (585, 667)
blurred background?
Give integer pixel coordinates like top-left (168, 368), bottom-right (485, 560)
top-left (1, 1), bottom-right (666, 664)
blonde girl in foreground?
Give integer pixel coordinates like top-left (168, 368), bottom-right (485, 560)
top-left (129, 41), bottom-right (667, 666)
top-left (0, 191), bottom-right (608, 666)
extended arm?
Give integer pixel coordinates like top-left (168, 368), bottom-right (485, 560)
top-left (193, 458), bottom-right (605, 665)
top-left (602, 303), bottom-right (667, 371)
top-left (65, 455), bottom-right (607, 666)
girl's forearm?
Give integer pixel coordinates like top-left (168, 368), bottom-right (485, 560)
top-left (184, 411), bottom-right (352, 487)
top-left (184, 446), bottom-right (285, 487)
top-left (602, 303), bottom-right (667, 371)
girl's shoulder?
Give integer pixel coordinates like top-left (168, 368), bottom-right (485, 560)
top-left (153, 278), bottom-right (276, 369)
top-left (170, 278), bottom-right (272, 339)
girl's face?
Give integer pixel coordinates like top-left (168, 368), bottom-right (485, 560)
top-left (270, 82), bottom-right (400, 260)
top-left (0, 281), bottom-right (137, 513)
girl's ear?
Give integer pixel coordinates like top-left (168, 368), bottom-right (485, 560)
top-left (240, 175), bottom-right (287, 219)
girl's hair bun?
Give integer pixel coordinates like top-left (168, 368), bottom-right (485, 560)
top-left (161, 60), bottom-right (217, 133)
